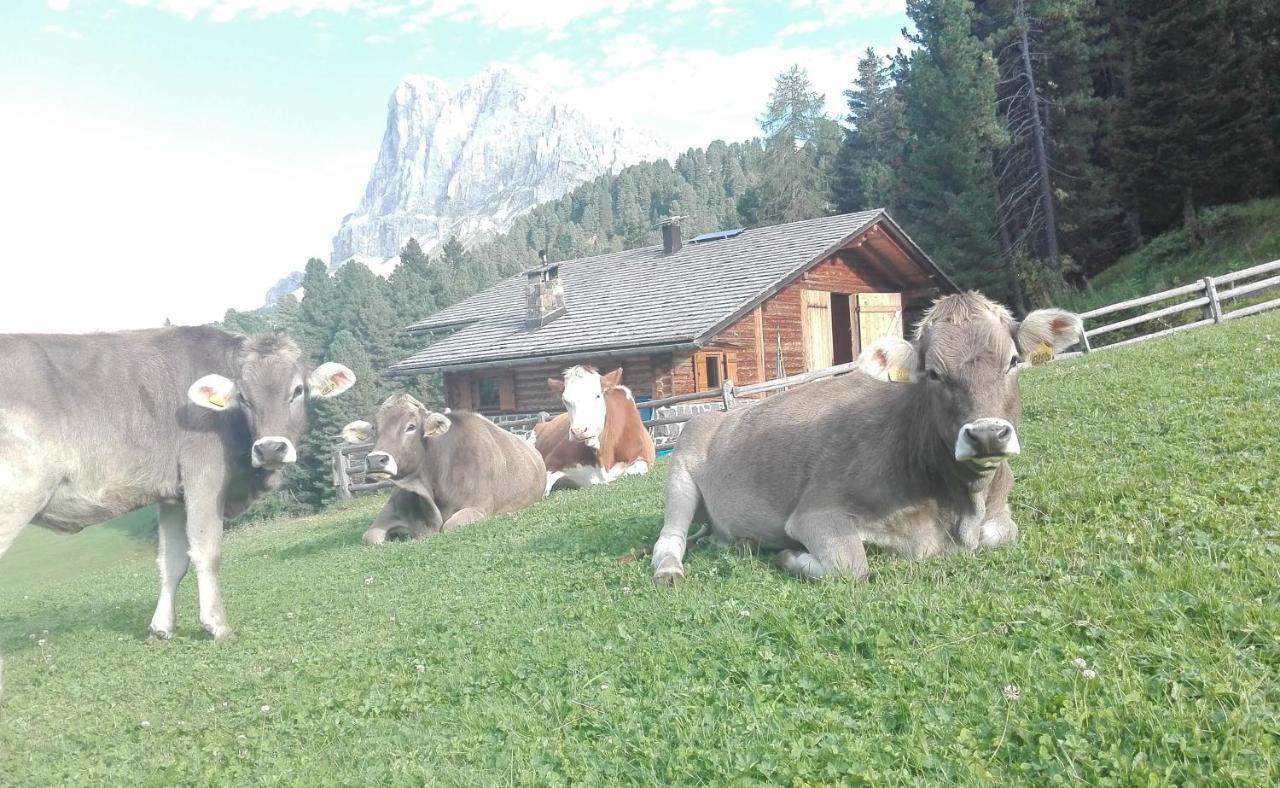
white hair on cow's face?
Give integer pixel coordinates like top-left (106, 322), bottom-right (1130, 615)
top-left (558, 365), bottom-right (608, 444)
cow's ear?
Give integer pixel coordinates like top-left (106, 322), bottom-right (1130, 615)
top-left (601, 368), bottom-right (624, 390)
top-left (1014, 309), bottom-right (1084, 366)
top-left (341, 420), bottom-right (374, 444)
top-left (422, 412), bottom-right (452, 438)
top-left (857, 336), bottom-right (917, 382)
top-left (547, 377), bottom-right (565, 394)
top-left (188, 374), bottom-right (237, 411)
top-left (308, 362), bottom-right (357, 398)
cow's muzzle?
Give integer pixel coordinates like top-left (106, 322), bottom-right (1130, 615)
top-left (955, 419), bottom-right (1020, 465)
top-left (365, 451), bottom-right (398, 479)
top-left (252, 436), bottom-right (297, 468)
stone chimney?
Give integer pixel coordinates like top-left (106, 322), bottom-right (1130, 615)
top-left (660, 217), bottom-right (683, 256)
top-left (525, 261), bottom-right (566, 329)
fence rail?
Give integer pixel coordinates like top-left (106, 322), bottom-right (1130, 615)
top-left (332, 258), bottom-right (1280, 496)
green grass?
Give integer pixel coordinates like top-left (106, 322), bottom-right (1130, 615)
top-left (1061, 197), bottom-right (1280, 314)
top-left (0, 508), bottom-right (156, 597)
top-left (2, 313), bottom-right (1278, 784)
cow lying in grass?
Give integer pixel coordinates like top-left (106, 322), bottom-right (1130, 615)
top-left (532, 366), bottom-right (655, 493)
top-left (342, 394), bottom-right (545, 545)
top-left (651, 292), bottom-right (1084, 585)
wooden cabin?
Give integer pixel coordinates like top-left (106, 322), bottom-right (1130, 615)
top-left (393, 210), bottom-right (959, 417)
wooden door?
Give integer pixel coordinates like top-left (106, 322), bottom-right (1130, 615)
top-left (855, 292), bottom-right (904, 351)
top-left (801, 290), bottom-right (834, 371)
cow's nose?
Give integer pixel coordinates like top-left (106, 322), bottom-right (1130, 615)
top-left (367, 453), bottom-right (388, 469)
top-left (252, 437), bottom-right (296, 467)
top-left (960, 418), bottom-right (1020, 458)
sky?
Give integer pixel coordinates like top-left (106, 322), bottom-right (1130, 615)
top-left (0, 0), bottom-right (909, 333)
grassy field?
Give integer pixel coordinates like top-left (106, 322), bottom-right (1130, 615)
top-left (1, 312), bottom-right (1278, 784)
top-left (0, 508), bottom-right (156, 598)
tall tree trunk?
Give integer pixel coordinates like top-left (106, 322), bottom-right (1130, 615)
top-left (1182, 186), bottom-right (1202, 245)
top-left (994, 180), bottom-right (1028, 314)
top-left (1015, 0), bottom-right (1062, 275)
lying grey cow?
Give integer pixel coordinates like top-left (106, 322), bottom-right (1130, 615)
top-left (651, 292), bottom-right (1083, 584)
top-left (342, 394), bottom-right (546, 545)
top-left (0, 327), bottom-right (354, 692)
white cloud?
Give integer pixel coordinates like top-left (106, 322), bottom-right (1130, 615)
top-left (43, 24), bottom-right (83, 40)
top-left (778, 20), bottom-right (823, 36)
top-left (127, 0), bottom-right (652, 29)
top-left (602, 33), bottom-right (657, 70)
top-left (48, 0), bottom-right (72, 11)
top-left (0, 105), bottom-right (369, 333)
top-left (364, 33), bottom-right (392, 44)
top-left (555, 42), bottom-right (887, 151)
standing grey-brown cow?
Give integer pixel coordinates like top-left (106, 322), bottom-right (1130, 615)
top-left (651, 292), bottom-right (1083, 585)
top-left (0, 327), bottom-right (355, 695)
top-left (341, 393), bottom-right (545, 545)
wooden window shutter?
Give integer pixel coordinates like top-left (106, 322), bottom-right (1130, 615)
top-left (693, 353), bottom-right (709, 392)
top-left (498, 373), bottom-right (516, 411)
top-left (725, 353), bottom-right (739, 385)
top-left (455, 374), bottom-right (474, 411)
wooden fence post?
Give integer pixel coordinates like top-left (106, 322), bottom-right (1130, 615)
top-left (721, 379), bottom-right (737, 411)
top-left (1203, 276), bottom-right (1224, 323)
top-left (332, 447), bottom-right (352, 500)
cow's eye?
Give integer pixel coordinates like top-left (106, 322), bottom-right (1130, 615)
top-left (926, 368), bottom-right (943, 382)
top-left (405, 423), bottom-right (417, 433)
top-left (1008, 356), bottom-right (1019, 372)
top-left (291, 384), bottom-right (304, 400)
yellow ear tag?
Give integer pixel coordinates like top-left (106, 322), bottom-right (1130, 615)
top-left (888, 367), bottom-right (912, 382)
top-left (206, 391), bottom-right (229, 409)
top-left (353, 429), bottom-right (369, 442)
top-left (1030, 341), bottom-right (1054, 366)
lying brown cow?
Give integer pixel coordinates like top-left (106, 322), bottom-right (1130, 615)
top-left (651, 292), bottom-right (1083, 584)
top-left (342, 394), bottom-right (545, 545)
top-left (531, 366), bottom-right (656, 493)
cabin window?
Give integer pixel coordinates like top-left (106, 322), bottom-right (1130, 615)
top-left (467, 372), bottom-right (516, 412)
top-left (693, 351), bottom-right (738, 391)
top-left (476, 377), bottom-right (501, 409)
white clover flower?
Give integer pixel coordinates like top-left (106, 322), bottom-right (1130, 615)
top-left (740, 609), bottom-right (751, 617)
top-left (140, 720), bottom-right (151, 728)
top-left (1002, 684), bottom-right (1020, 702)
top-left (260, 705), bottom-right (271, 713)
top-left (1072, 658), bottom-right (1088, 670)
top-left (415, 664), bottom-right (426, 674)
top-left (364, 576), bottom-right (373, 586)
top-left (1081, 669), bottom-right (1097, 680)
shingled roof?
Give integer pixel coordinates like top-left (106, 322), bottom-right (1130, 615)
top-left (393, 209), bottom-right (955, 373)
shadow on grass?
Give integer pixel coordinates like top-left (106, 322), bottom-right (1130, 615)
top-left (521, 514), bottom-right (662, 559)
top-left (273, 523), bottom-right (368, 561)
top-left (0, 598), bottom-right (155, 655)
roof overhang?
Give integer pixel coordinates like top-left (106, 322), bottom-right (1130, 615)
top-left (389, 338), bottom-right (702, 376)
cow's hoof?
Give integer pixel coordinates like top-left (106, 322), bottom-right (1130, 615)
top-left (205, 625), bottom-right (235, 642)
top-left (361, 531), bottom-right (387, 546)
top-left (148, 627), bottom-right (174, 641)
top-left (653, 562), bottom-right (685, 586)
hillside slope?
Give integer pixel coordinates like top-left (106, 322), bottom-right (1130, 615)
top-left (2, 312), bottom-right (1278, 783)
top-left (1062, 197), bottom-right (1280, 313)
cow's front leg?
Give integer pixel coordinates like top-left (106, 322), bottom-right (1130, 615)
top-left (544, 471), bottom-right (565, 496)
top-left (149, 503), bottom-right (190, 640)
top-left (441, 507), bottom-right (486, 531)
top-left (363, 489), bottom-right (429, 544)
top-left (778, 507), bottom-right (869, 581)
top-left (977, 502), bottom-right (1018, 549)
top-left (183, 491), bottom-right (233, 641)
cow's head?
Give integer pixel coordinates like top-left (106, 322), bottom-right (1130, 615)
top-left (548, 365), bottom-right (624, 445)
top-left (858, 292), bottom-right (1082, 471)
top-left (341, 393), bottom-right (450, 480)
top-left (187, 335), bottom-right (356, 469)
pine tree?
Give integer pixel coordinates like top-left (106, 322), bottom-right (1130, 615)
top-left (1115, 0), bottom-right (1277, 237)
top-left (738, 66), bottom-right (832, 225)
top-left (833, 48), bottom-right (909, 214)
top-left (897, 0), bottom-right (1007, 293)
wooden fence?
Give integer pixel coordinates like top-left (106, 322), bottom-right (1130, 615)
top-left (1071, 258), bottom-right (1280, 355)
top-left (332, 258), bottom-right (1280, 497)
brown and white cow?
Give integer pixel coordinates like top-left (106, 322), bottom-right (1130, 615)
top-left (531, 366), bottom-right (656, 493)
top-left (651, 292), bottom-right (1083, 585)
top-left (342, 394), bottom-right (545, 545)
